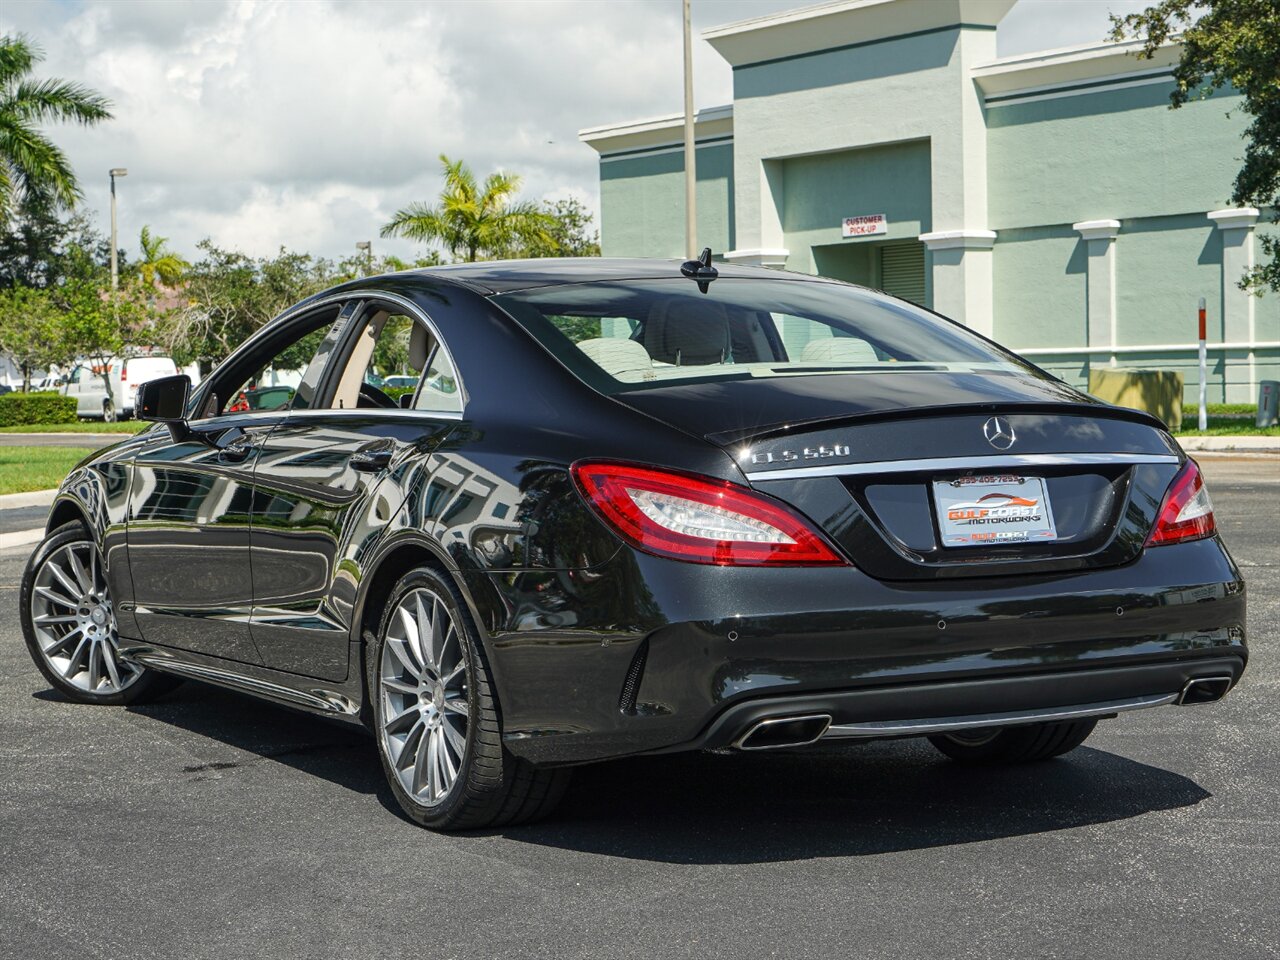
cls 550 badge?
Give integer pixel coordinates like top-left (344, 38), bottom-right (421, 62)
top-left (750, 443), bottom-right (851, 465)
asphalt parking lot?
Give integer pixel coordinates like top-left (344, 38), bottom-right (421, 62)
top-left (0, 457), bottom-right (1276, 960)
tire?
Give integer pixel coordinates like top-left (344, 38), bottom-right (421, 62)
top-left (928, 718), bottom-right (1098, 764)
top-left (21, 521), bottom-right (182, 705)
top-left (368, 565), bottom-right (570, 830)
top-left (102, 400), bottom-right (116, 423)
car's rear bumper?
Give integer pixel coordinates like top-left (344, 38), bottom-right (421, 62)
top-left (685, 656), bottom-right (1244, 753)
top-left (482, 536), bottom-right (1248, 766)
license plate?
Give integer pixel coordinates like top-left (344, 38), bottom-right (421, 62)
top-left (932, 475), bottom-right (1058, 548)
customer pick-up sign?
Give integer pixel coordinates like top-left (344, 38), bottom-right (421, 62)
top-left (841, 214), bottom-right (887, 238)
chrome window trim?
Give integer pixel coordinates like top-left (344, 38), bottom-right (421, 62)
top-left (284, 407), bottom-right (465, 422)
top-left (743, 452), bottom-right (1180, 481)
top-left (189, 288), bottom-right (467, 426)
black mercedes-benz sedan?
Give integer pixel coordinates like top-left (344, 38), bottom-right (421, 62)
top-left (21, 256), bottom-right (1247, 830)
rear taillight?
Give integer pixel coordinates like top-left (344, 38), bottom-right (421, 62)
top-left (1148, 459), bottom-right (1216, 546)
top-left (571, 461), bottom-right (846, 566)
top-left (120, 361), bottom-right (127, 385)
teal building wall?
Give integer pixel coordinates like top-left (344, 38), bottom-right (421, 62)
top-left (598, 141), bottom-right (734, 259)
top-left (584, 3), bottom-right (1278, 406)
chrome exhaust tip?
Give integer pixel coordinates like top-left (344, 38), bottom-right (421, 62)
top-left (1178, 675), bottom-right (1234, 705)
top-left (734, 714), bottom-right (832, 751)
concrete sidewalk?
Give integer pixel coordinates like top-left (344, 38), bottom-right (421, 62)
top-left (0, 432), bottom-right (124, 448)
top-left (0, 488), bottom-right (55, 550)
top-left (1178, 435), bottom-right (1280, 454)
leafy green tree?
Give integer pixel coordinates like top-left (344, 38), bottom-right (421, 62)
top-left (1110, 1), bottom-right (1280, 293)
top-left (50, 276), bottom-right (149, 411)
top-left (0, 206), bottom-right (112, 289)
top-left (155, 241), bottom-right (338, 372)
top-left (381, 154), bottom-right (555, 262)
top-left (0, 34), bottom-right (113, 218)
top-left (137, 225), bottom-right (189, 287)
top-left (0, 285), bottom-right (62, 389)
top-left (512, 197), bottom-right (602, 259)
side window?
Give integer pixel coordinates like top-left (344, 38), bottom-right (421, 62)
top-left (414, 346), bottom-right (462, 415)
top-left (323, 309), bottom-right (425, 411)
top-left (68, 366), bottom-right (82, 384)
top-left (203, 307), bottom-right (339, 418)
top-left (318, 304), bottom-right (463, 416)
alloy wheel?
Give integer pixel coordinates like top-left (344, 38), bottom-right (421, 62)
top-left (29, 540), bottom-right (141, 695)
top-left (379, 587), bottom-right (470, 806)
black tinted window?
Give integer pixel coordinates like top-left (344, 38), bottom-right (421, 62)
top-left (494, 279), bottom-right (1043, 394)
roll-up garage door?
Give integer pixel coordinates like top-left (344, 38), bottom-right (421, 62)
top-left (879, 242), bottom-right (927, 305)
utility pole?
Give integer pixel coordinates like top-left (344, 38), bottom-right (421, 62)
top-left (1198, 296), bottom-right (1208, 431)
top-left (682, 0), bottom-right (697, 259)
top-left (109, 168), bottom-right (128, 290)
top-left (356, 240), bottom-right (373, 276)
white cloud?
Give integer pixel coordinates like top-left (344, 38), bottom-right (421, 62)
top-left (1, 0), bottom-right (1155, 263)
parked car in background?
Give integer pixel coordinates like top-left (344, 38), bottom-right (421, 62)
top-left (382, 374), bottom-right (418, 390)
top-left (21, 258), bottom-right (1248, 831)
top-left (62, 355), bottom-right (179, 421)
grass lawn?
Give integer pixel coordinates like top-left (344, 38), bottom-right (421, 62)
top-left (1172, 420), bottom-right (1280, 437)
top-left (0, 421), bottom-right (148, 434)
top-left (0, 446), bottom-right (98, 495)
top-left (1185, 403), bottom-right (1260, 418)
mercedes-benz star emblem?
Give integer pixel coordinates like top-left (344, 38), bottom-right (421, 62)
top-left (982, 416), bottom-right (1016, 450)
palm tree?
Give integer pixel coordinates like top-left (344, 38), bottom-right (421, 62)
top-left (137, 225), bottom-right (189, 287)
top-left (0, 34), bottom-right (113, 217)
top-left (381, 154), bottom-right (554, 262)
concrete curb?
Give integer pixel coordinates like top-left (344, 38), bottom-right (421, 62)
top-left (0, 489), bottom-right (58, 509)
top-left (0, 433), bottom-right (124, 440)
top-left (0, 528), bottom-right (42, 550)
top-left (1179, 436), bottom-right (1280, 454)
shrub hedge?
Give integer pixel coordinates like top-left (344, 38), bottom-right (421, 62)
top-left (0, 391), bottom-right (79, 427)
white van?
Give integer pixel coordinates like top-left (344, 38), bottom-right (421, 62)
top-left (63, 356), bottom-right (179, 421)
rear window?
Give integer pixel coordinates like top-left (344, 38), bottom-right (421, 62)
top-left (492, 279), bottom-right (1044, 394)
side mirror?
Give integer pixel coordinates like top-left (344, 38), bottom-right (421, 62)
top-left (138, 375), bottom-right (191, 423)
top-left (399, 393), bottom-right (414, 409)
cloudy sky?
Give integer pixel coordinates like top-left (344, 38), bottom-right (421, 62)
top-left (3, 0), bottom-right (1149, 263)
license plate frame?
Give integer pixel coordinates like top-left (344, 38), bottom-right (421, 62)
top-left (932, 474), bottom-right (1058, 549)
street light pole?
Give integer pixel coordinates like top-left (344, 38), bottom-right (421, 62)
top-left (682, 0), bottom-right (697, 259)
top-left (109, 168), bottom-right (128, 290)
top-left (356, 240), bottom-right (372, 276)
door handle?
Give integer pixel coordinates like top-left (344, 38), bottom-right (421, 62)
top-left (350, 443), bottom-right (394, 472)
top-left (216, 431), bottom-right (257, 464)
top-left (218, 442), bottom-right (255, 464)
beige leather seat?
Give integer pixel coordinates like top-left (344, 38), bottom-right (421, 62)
top-left (409, 322), bottom-right (431, 370)
top-left (800, 337), bottom-right (879, 364)
top-left (644, 299), bottom-right (730, 366)
top-left (577, 337), bottom-right (653, 377)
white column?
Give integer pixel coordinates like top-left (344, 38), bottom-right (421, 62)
top-left (722, 248), bottom-right (789, 269)
top-left (725, 159), bottom-right (788, 269)
top-left (918, 230), bottom-right (997, 335)
top-left (1073, 219), bottom-right (1121, 365)
top-left (1208, 207), bottom-right (1260, 399)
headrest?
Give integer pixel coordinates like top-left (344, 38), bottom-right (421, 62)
top-left (577, 337), bottom-right (652, 377)
top-left (409, 322), bottom-right (431, 370)
top-left (800, 337), bottom-right (879, 364)
top-left (643, 298), bottom-right (730, 366)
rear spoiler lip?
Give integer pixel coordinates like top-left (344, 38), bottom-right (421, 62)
top-left (704, 401), bottom-right (1172, 447)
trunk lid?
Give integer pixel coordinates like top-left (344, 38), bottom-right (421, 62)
top-left (615, 371), bottom-right (1182, 580)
